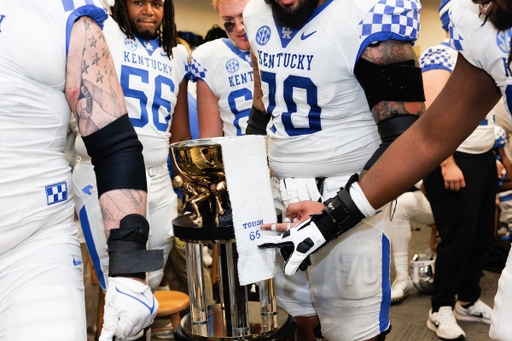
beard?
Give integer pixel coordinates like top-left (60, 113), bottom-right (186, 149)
top-left (264, 0), bottom-right (318, 28)
top-left (131, 22), bottom-right (159, 40)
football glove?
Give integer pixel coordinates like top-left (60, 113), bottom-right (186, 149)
top-left (99, 277), bottom-right (158, 341)
top-left (259, 174), bottom-right (366, 275)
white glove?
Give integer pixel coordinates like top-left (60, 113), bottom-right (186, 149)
top-left (258, 217), bottom-right (326, 276)
top-left (99, 277), bottom-right (158, 341)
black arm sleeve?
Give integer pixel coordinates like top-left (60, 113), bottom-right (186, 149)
top-left (82, 114), bottom-right (147, 196)
top-left (363, 114), bottom-right (419, 171)
top-left (354, 57), bottom-right (425, 110)
top-left (246, 105), bottom-right (271, 135)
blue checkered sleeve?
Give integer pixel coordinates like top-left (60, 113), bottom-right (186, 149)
top-left (420, 46), bottom-right (456, 73)
top-left (494, 126), bottom-right (508, 149)
top-left (189, 57), bottom-right (208, 82)
top-left (449, 18), bottom-right (464, 51)
top-left (358, 0), bottom-right (421, 45)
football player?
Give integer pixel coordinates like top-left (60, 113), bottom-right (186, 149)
top-left (255, 0), bottom-right (512, 340)
top-left (190, 0), bottom-right (253, 138)
top-left (0, 1), bottom-right (157, 340)
top-left (72, 0), bottom-right (191, 339)
top-left (244, 0), bottom-right (425, 339)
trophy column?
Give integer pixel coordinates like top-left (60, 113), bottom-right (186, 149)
top-left (172, 215), bottom-right (296, 341)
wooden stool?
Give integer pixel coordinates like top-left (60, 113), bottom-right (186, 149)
top-left (152, 290), bottom-right (190, 333)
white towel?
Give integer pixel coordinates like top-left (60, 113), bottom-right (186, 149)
top-left (220, 136), bottom-right (276, 285)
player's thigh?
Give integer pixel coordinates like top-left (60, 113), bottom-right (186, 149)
top-left (309, 215), bottom-right (391, 341)
top-left (274, 255), bottom-right (316, 317)
top-left (0, 237), bottom-right (86, 341)
top-left (147, 172), bottom-right (178, 289)
top-left (73, 161), bottom-right (108, 290)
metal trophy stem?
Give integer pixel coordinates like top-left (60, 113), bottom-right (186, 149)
top-left (170, 138), bottom-right (296, 341)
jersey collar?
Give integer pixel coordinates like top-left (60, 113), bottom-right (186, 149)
top-left (134, 34), bottom-right (160, 57)
top-left (222, 38), bottom-right (252, 65)
top-left (275, 0), bottom-right (333, 48)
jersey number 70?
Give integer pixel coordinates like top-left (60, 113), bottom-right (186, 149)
top-left (260, 70), bottom-right (322, 136)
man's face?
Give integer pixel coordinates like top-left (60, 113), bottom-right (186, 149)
top-left (264, 0), bottom-right (319, 29)
top-left (474, 0), bottom-right (512, 31)
top-left (218, 0), bottom-right (251, 51)
top-left (127, 0), bottom-right (164, 40)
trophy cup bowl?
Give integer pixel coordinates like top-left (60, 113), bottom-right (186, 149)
top-left (171, 137), bottom-right (233, 185)
top-left (170, 137), bottom-right (236, 228)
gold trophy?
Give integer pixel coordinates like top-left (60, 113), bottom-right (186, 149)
top-left (170, 137), bottom-right (296, 341)
top-left (171, 138), bottom-right (230, 227)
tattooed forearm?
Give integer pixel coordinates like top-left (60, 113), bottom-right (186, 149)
top-left (372, 101), bottom-right (425, 122)
top-left (361, 40), bottom-right (418, 66)
top-left (100, 189), bottom-right (147, 233)
top-left (120, 188), bottom-right (145, 212)
top-left (251, 50), bottom-right (265, 112)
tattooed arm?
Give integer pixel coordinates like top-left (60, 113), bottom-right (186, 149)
top-left (66, 16), bottom-right (147, 235)
top-left (360, 40), bottom-right (425, 121)
top-left (245, 49), bottom-right (270, 135)
top-left (251, 49), bottom-right (265, 113)
top-left (357, 40), bottom-right (425, 178)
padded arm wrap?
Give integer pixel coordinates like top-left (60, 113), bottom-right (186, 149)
top-left (246, 105), bottom-right (271, 135)
top-left (107, 214), bottom-right (164, 279)
top-left (363, 114), bottom-right (419, 171)
top-left (314, 174), bottom-right (365, 241)
top-left (82, 114), bottom-right (147, 196)
top-left (354, 58), bottom-right (426, 109)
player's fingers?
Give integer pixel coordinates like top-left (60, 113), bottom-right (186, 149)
top-left (99, 325), bottom-right (116, 341)
top-left (261, 222), bottom-right (297, 232)
top-left (285, 202), bottom-right (306, 216)
top-left (115, 316), bottom-right (138, 341)
top-left (283, 253), bottom-right (303, 276)
top-left (99, 305), bottom-right (117, 341)
top-left (257, 234), bottom-right (292, 248)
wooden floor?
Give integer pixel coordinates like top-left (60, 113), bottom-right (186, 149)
top-left (81, 221), bottom-right (500, 341)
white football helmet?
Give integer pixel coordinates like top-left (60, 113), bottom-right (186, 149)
top-left (410, 248), bottom-right (436, 293)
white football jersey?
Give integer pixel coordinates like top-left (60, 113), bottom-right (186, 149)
top-left (190, 38), bottom-right (253, 136)
top-left (450, 0), bottom-right (512, 116)
top-left (103, 17), bottom-right (189, 168)
top-left (0, 1), bottom-right (107, 238)
top-left (420, 38), bottom-right (495, 154)
top-left (244, 0), bottom-right (421, 178)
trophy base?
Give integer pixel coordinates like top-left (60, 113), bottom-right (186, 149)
top-left (174, 302), bottom-right (296, 341)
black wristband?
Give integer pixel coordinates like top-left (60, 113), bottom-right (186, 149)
top-left (320, 174), bottom-right (365, 241)
top-left (246, 105), bottom-right (271, 135)
top-left (108, 214), bottom-right (164, 279)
